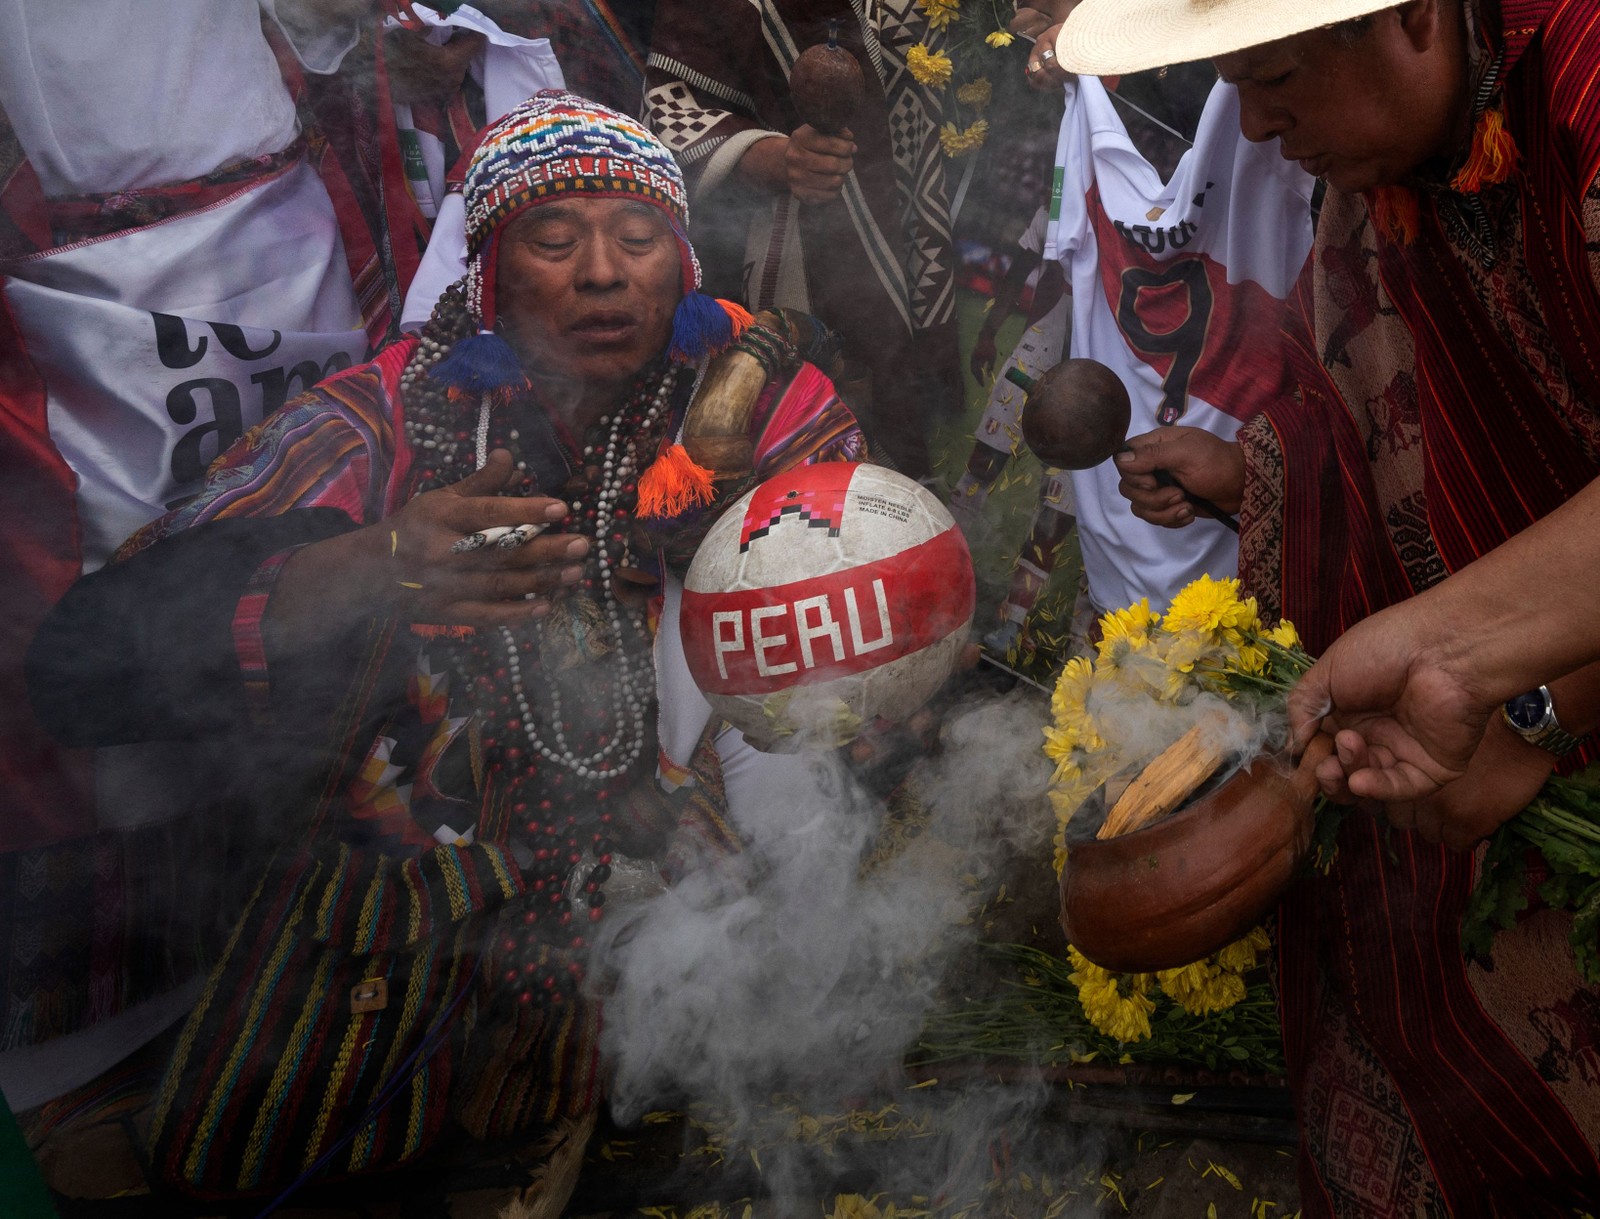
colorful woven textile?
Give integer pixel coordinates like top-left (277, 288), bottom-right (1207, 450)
top-left (66, 325), bottom-right (863, 1194)
top-left (458, 91), bottom-right (705, 345)
top-left (464, 93), bottom-right (691, 257)
top-left (1237, 1), bottom-right (1600, 1212)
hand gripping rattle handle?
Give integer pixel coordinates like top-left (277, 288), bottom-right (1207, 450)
top-left (1005, 363), bottom-right (1239, 533)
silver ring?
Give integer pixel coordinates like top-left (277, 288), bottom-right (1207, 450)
top-left (1040, 47), bottom-right (1055, 63)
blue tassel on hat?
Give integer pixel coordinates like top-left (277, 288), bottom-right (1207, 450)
top-left (669, 292), bottom-right (751, 365)
top-left (428, 329), bottom-right (529, 402)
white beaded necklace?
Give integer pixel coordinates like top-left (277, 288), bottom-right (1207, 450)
top-left (470, 369), bottom-right (677, 782)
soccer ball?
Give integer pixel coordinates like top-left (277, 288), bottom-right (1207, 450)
top-left (680, 462), bottom-right (975, 748)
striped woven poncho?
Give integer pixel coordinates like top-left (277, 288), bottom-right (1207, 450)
top-left (1236, 1), bottom-right (1600, 1212)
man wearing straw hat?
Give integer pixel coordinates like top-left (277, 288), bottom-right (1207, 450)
top-left (1050, 0), bottom-right (1600, 1213)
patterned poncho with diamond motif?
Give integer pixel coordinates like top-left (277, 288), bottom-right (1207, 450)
top-left (644, 0), bottom-right (962, 476)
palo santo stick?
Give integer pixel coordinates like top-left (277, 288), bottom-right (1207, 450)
top-left (1098, 717), bottom-right (1229, 840)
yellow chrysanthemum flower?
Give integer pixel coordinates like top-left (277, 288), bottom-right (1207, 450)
top-left (1227, 638), bottom-right (1270, 676)
top-left (1264, 618), bottom-right (1301, 650)
top-left (937, 119), bottom-right (988, 157)
top-left (1069, 948), bottom-right (1155, 1042)
top-left (916, 0), bottom-right (960, 30)
top-left (1042, 723), bottom-right (1078, 763)
top-left (1048, 758), bottom-right (1101, 803)
top-left (1154, 960), bottom-right (1208, 1001)
top-left (956, 76), bottom-right (993, 108)
top-left (1162, 630), bottom-right (1213, 675)
top-left (1156, 667), bottom-right (1198, 702)
top-left (830, 1195), bottom-right (884, 1219)
top-left (1156, 958), bottom-right (1247, 1016)
top-left (1216, 941), bottom-right (1256, 973)
top-left (1163, 575), bottom-right (1261, 640)
top-left (1097, 649), bottom-right (1151, 696)
top-left (1072, 717), bottom-right (1106, 755)
top-left (1051, 655), bottom-right (1095, 724)
top-left (985, 29), bottom-right (1015, 47)
top-left (1095, 599), bottom-right (1160, 663)
top-left (1048, 749), bottom-right (1110, 837)
top-left (1191, 968), bottom-right (1246, 1015)
top-left (1049, 751), bottom-right (1082, 789)
top-left (906, 44), bottom-right (954, 89)
top-left (1216, 926), bottom-right (1271, 973)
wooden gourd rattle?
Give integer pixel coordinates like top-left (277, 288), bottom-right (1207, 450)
top-left (788, 20), bottom-right (865, 135)
top-left (1005, 359), bottom-right (1239, 532)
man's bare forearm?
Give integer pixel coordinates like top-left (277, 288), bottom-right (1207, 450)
top-left (1417, 477), bottom-right (1600, 700)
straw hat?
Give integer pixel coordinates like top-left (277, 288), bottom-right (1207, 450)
top-left (1054, 0), bottom-right (1403, 75)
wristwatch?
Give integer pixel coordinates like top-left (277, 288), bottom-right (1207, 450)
top-left (1501, 685), bottom-right (1585, 756)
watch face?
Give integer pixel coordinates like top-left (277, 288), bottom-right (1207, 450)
top-left (1506, 689), bottom-right (1549, 732)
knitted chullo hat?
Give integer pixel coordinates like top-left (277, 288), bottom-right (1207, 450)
top-left (430, 90), bottom-right (751, 401)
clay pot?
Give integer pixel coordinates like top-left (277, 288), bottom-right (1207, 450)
top-left (1059, 738), bottom-right (1329, 974)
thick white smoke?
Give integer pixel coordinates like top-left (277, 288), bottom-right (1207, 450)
top-left (590, 689), bottom-right (1059, 1189)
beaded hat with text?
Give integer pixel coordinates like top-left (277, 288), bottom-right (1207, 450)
top-left (430, 90), bottom-right (751, 402)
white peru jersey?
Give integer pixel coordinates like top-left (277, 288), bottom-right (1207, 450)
top-left (1045, 77), bottom-right (1314, 614)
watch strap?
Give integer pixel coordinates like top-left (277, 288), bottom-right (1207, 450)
top-left (1501, 688), bottom-right (1586, 757)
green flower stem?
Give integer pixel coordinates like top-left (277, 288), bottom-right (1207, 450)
top-left (1521, 802), bottom-right (1600, 846)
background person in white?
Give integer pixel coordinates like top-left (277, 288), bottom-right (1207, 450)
top-left (1043, 72), bottom-right (1314, 615)
top-left (0, 0), bottom-right (370, 1115)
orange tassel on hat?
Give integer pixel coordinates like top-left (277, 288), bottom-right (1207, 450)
top-left (636, 443), bottom-right (716, 519)
top-left (719, 298), bottom-right (754, 339)
top-left (1451, 104), bottom-right (1519, 194)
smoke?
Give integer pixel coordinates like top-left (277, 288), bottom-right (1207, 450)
top-left (1097, 687), bottom-right (1284, 776)
top-left (590, 688), bottom-right (1063, 1196)
top-left (1083, 644), bottom-right (1294, 799)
